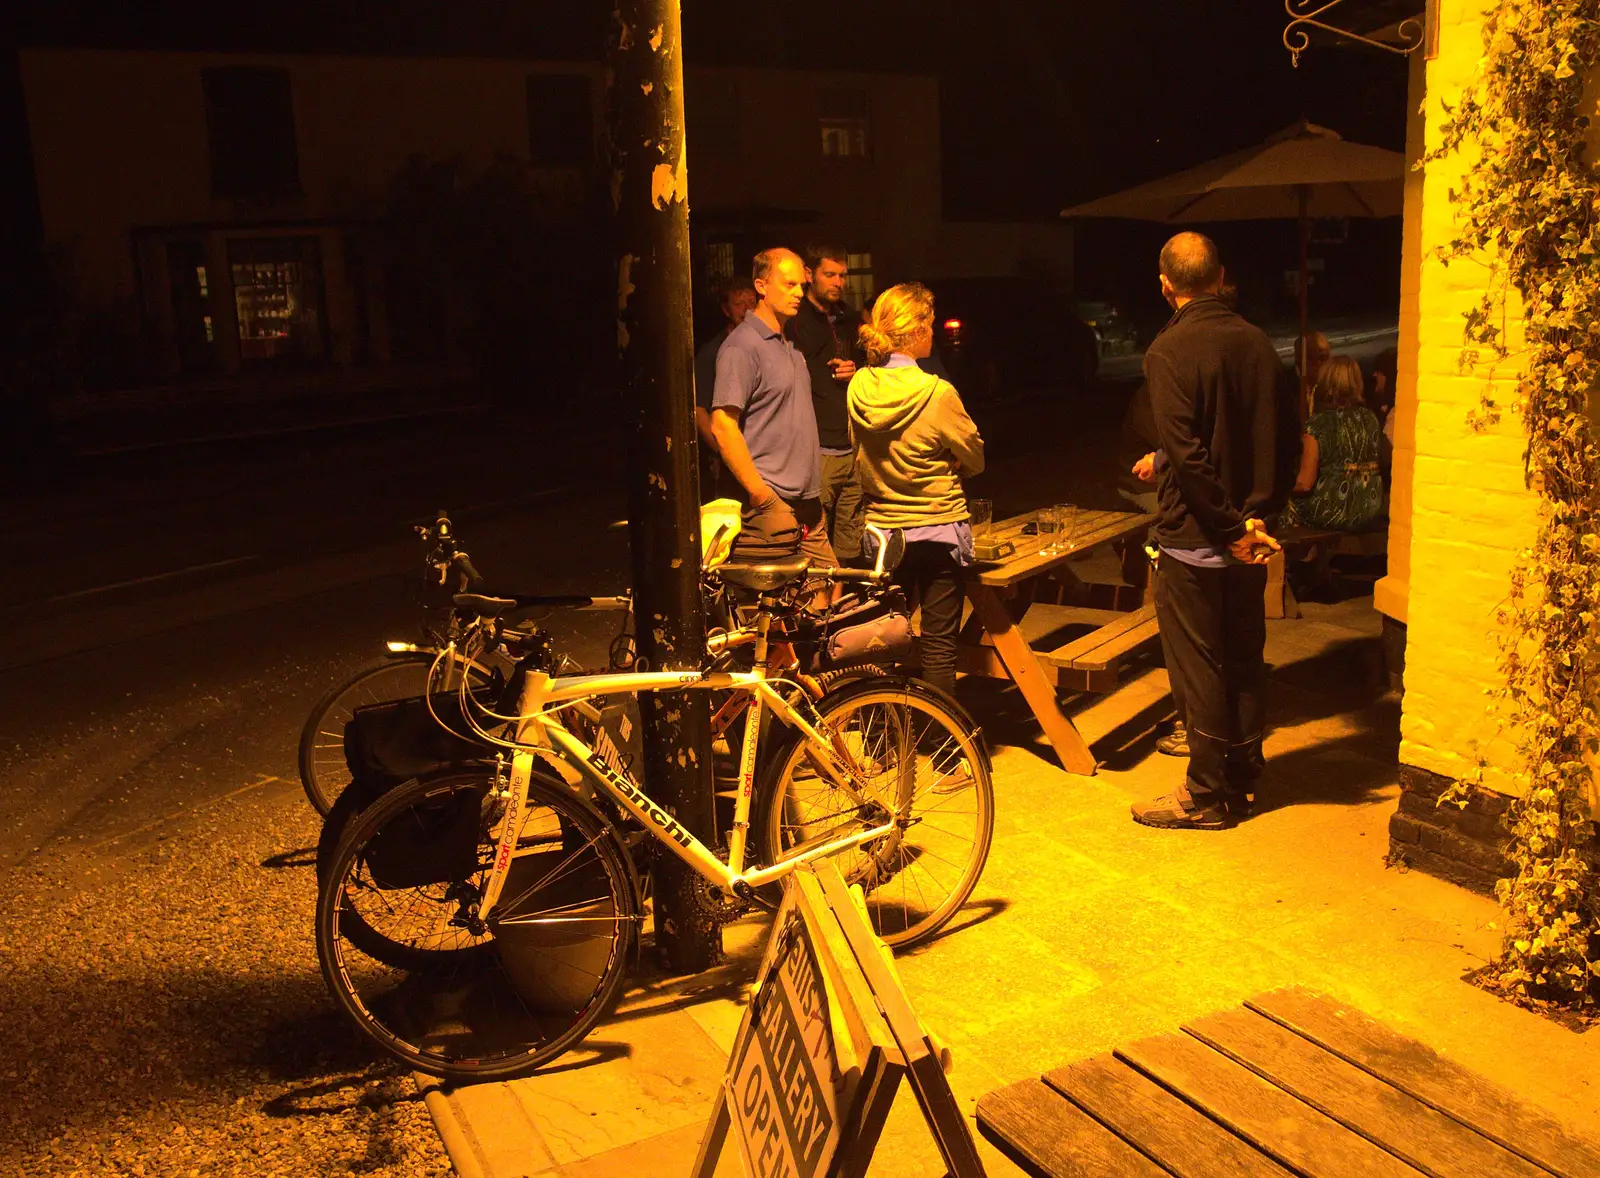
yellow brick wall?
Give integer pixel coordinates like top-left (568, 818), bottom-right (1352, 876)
top-left (1396, 0), bottom-right (1539, 793)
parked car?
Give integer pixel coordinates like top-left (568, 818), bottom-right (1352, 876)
top-left (1074, 299), bottom-right (1139, 360)
top-left (925, 277), bottom-right (1100, 401)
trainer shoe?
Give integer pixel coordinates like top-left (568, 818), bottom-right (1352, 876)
top-left (1155, 721), bottom-right (1190, 757)
top-left (933, 758), bottom-right (975, 795)
top-left (1131, 789), bottom-right (1232, 830)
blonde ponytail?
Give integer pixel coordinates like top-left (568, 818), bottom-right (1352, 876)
top-left (858, 282), bottom-right (935, 366)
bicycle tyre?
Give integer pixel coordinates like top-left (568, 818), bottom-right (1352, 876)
top-left (317, 766), bottom-right (640, 1080)
top-left (298, 653), bottom-right (493, 817)
top-left (752, 676), bottom-right (994, 950)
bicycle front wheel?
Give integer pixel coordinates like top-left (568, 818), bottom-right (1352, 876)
top-left (298, 653), bottom-right (492, 816)
top-left (316, 767), bottom-right (639, 1080)
top-left (754, 678), bottom-right (994, 949)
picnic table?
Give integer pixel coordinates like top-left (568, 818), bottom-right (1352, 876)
top-left (957, 506), bottom-right (1159, 775)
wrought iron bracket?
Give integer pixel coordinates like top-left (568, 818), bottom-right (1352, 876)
top-left (1284, 0), bottom-right (1425, 66)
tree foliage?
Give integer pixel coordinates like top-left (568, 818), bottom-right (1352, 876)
top-left (1432, 0), bottom-right (1600, 1010)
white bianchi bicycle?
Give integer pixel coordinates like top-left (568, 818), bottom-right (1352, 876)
top-left (315, 529), bottom-right (996, 1079)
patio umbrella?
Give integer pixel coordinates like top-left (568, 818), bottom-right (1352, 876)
top-left (1060, 120), bottom-right (1405, 406)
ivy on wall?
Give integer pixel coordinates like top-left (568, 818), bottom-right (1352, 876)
top-left (1432, 0), bottom-right (1600, 1009)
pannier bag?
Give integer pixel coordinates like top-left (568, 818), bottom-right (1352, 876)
top-left (343, 691), bottom-right (488, 789)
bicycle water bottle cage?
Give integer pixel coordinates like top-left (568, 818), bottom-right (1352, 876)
top-left (714, 559), bottom-right (812, 592)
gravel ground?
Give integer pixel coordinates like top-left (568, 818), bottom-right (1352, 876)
top-left (0, 779), bottom-right (452, 1178)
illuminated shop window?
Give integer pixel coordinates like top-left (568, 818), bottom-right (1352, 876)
top-left (227, 237), bottom-right (326, 362)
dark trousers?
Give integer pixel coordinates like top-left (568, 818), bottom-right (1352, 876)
top-left (1155, 554), bottom-right (1268, 804)
top-left (819, 452), bottom-right (866, 563)
top-left (896, 541), bottom-right (966, 694)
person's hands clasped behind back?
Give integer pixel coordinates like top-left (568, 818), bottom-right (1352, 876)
top-left (1227, 518), bottom-right (1280, 565)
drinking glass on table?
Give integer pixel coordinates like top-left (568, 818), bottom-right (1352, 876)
top-left (1035, 506), bottom-right (1061, 553)
top-left (1055, 504), bottom-right (1079, 551)
top-left (969, 499), bottom-right (993, 543)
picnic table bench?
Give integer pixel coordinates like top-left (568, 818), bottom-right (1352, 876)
top-left (956, 506), bottom-right (1159, 775)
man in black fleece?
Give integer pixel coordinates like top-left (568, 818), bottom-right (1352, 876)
top-left (1132, 233), bottom-right (1299, 830)
top-left (791, 245), bottom-right (865, 562)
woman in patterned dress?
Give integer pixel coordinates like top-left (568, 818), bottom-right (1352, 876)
top-left (1283, 355), bottom-right (1385, 531)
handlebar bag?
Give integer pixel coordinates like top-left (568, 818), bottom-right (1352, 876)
top-left (800, 587), bottom-right (914, 670)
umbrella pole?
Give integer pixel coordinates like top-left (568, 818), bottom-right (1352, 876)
top-left (1298, 184), bottom-right (1310, 425)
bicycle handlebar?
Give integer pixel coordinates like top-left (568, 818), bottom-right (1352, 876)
top-left (807, 566), bottom-right (892, 584)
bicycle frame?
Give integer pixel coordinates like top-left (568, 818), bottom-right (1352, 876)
top-left (452, 659), bottom-right (900, 921)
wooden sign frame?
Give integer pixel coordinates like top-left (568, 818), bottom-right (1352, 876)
top-left (693, 863), bottom-right (985, 1178)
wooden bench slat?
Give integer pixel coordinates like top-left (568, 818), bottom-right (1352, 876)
top-left (1246, 988), bottom-right (1600, 1178)
top-left (1005, 603), bottom-right (1129, 648)
top-left (1116, 1033), bottom-right (1424, 1178)
top-left (1185, 1009), bottom-right (1548, 1178)
top-left (1047, 603), bottom-right (1159, 671)
top-left (976, 1077), bottom-right (1169, 1178)
top-left (1046, 1055), bottom-right (1293, 1178)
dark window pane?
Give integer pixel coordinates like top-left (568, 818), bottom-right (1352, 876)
top-left (526, 74), bottom-right (593, 167)
top-left (203, 67), bottom-right (300, 201)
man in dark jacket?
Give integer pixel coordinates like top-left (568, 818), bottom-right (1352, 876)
top-left (791, 245), bottom-right (865, 561)
top-left (1132, 233), bottom-right (1298, 830)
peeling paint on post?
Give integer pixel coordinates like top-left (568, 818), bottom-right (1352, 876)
top-left (608, 0), bottom-right (719, 972)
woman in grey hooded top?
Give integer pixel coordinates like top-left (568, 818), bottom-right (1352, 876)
top-left (848, 282), bottom-right (985, 693)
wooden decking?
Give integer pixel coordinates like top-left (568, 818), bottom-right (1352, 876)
top-left (977, 987), bottom-right (1600, 1178)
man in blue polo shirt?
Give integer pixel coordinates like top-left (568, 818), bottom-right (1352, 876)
top-left (710, 247), bottom-right (837, 565)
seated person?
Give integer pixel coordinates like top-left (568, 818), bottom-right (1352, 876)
top-left (1283, 355), bottom-right (1385, 532)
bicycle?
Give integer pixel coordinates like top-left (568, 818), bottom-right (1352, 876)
top-left (316, 528), bottom-right (995, 1079)
top-left (297, 509), bottom-right (631, 816)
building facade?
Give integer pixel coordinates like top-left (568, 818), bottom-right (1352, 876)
top-left (17, 48), bottom-right (1071, 388)
top-left (1372, 0), bottom-right (1599, 889)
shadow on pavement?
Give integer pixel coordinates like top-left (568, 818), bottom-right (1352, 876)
top-left (260, 845), bottom-right (318, 870)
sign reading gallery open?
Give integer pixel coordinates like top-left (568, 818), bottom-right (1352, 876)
top-left (692, 862), bottom-right (985, 1178)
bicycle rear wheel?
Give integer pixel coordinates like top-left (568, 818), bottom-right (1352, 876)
top-left (316, 766), bottom-right (639, 1080)
top-left (754, 678), bottom-right (994, 949)
top-left (298, 653), bottom-right (492, 816)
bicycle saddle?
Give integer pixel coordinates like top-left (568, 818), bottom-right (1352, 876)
top-left (714, 559), bottom-right (812, 591)
top-left (452, 593), bottom-right (519, 618)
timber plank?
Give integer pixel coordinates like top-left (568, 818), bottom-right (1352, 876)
top-left (976, 1078), bottom-right (1169, 1178)
top-left (1185, 1009), bottom-right (1547, 1178)
top-left (1046, 1055), bottom-right (1292, 1178)
top-left (1116, 1033), bottom-right (1424, 1178)
top-left (976, 509), bottom-right (1154, 588)
top-left (1247, 988), bottom-right (1600, 1178)
top-left (1046, 603), bottom-right (1159, 671)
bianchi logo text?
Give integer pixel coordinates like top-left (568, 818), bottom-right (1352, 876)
top-left (589, 753), bottom-right (693, 848)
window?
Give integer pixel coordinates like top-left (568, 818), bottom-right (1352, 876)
top-left (687, 75), bottom-right (739, 156)
top-left (819, 88), bottom-right (870, 159)
top-left (705, 242), bottom-right (736, 285)
top-left (844, 251), bottom-right (875, 310)
top-left (227, 236), bottom-right (326, 362)
top-left (527, 74), bottom-right (594, 167)
top-left (166, 240), bottom-right (217, 373)
top-left (203, 67), bottom-right (300, 201)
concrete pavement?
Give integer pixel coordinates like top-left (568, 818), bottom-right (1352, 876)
top-left (421, 592), bottom-right (1600, 1177)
